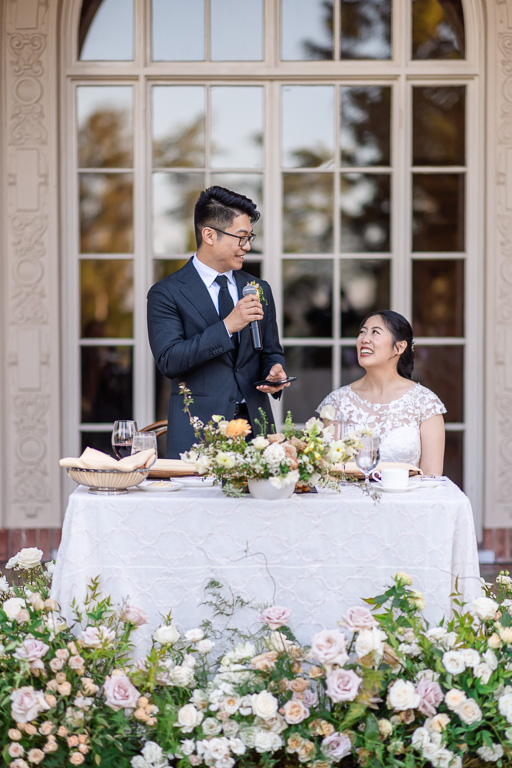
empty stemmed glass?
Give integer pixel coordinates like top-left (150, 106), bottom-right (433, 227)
top-left (112, 420), bottom-right (138, 459)
top-left (131, 431), bottom-right (158, 467)
top-left (354, 435), bottom-right (380, 486)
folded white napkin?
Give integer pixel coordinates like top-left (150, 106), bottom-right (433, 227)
top-left (59, 447), bottom-right (156, 472)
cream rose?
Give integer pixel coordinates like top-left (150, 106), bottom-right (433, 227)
top-left (457, 698), bottom-right (482, 725)
top-left (444, 689), bottom-right (467, 711)
top-left (185, 628), bottom-right (204, 642)
top-left (471, 596), bottom-right (498, 621)
top-left (387, 680), bottom-right (421, 711)
top-left (251, 691), bottom-right (278, 720)
top-left (176, 703), bottom-right (204, 732)
top-left (3, 597), bottom-right (26, 621)
top-left (282, 699), bottom-right (310, 724)
top-left (498, 693), bottom-right (512, 724)
top-left (442, 651), bottom-right (466, 675)
top-left (429, 713), bottom-right (450, 732)
top-left (355, 627), bottom-right (385, 661)
top-left (153, 624), bottom-right (180, 645)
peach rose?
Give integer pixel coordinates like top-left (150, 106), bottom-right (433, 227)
top-left (267, 433), bottom-right (286, 443)
top-left (69, 753), bottom-right (85, 766)
top-left (290, 677), bottom-right (310, 693)
top-left (282, 698), bottom-right (310, 724)
top-left (27, 749), bottom-right (45, 765)
top-left (226, 419), bottom-right (252, 437)
top-left (251, 651), bottom-right (278, 671)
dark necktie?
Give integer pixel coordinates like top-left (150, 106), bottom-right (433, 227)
top-left (215, 275), bottom-right (239, 350)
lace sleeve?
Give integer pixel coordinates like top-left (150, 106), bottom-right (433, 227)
top-left (316, 388), bottom-right (346, 420)
top-left (416, 385), bottom-right (447, 422)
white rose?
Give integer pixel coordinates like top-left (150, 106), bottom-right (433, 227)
top-left (153, 624), bottom-right (180, 645)
top-left (442, 651), bottom-right (466, 675)
top-left (176, 704), bottom-right (204, 733)
top-left (488, 633), bottom-right (503, 649)
top-left (429, 713), bottom-right (450, 733)
top-left (477, 744), bottom-right (504, 762)
top-left (252, 436), bottom-right (269, 449)
top-left (475, 662), bottom-right (492, 684)
top-left (498, 693), bottom-right (512, 724)
top-left (185, 629), bottom-right (204, 643)
top-left (411, 727), bottom-right (430, 750)
top-left (229, 737), bottom-right (246, 755)
top-left (456, 698), bottom-right (482, 725)
top-left (435, 748), bottom-right (459, 768)
top-left (497, 574), bottom-right (512, 586)
top-left (270, 471), bottom-right (299, 489)
top-left (169, 666), bottom-right (195, 687)
top-left (483, 649), bottom-right (498, 670)
top-left (12, 548), bottom-right (44, 570)
top-left (387, 680), bottom-right (421, 711)
top-left (141, 742), bottom-right (166, 764)
top-left (498, 625), bottom-right (512, 644)
top-left (254, 729), bottom-right (282, 753)
top-left (471, 596), bottom-right (498, 621)
top-left (202, 717), bottom-right (223, 736)
top-left (251, 691), bottom-right (278, 720)
top-left (462, 649), bottom-right (480, 669)
top-left (3, 597), bottom-right (26, 620)
top-left (319, 404), bottom-right (336, 421)
top-left (196, 639), bottom-right (215, 654)
top-left (444, 689), bottom-right (467, 711)
top-left (355, 627), bottom-right (385, 661)
top-left (180, 740), bottom-right (196, 756)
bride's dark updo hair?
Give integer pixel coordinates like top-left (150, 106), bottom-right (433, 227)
top-left (360, 310), bottom-right (415, 379)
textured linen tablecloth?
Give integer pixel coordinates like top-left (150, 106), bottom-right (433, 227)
top-left (52, 480), bottom-right (481, 653)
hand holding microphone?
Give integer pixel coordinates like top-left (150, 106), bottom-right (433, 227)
top-left (242, 283), bottom-right (263, 350)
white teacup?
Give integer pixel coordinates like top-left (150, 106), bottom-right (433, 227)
top-left (371, 467), bottom-right (409, 489)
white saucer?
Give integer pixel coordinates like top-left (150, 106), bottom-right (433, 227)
top-left (140, 480), bottom-right (183, 492)
top-left (374, 478), bottom-right (421, 493)
top-left (172, 476), bottom-right (215, 487)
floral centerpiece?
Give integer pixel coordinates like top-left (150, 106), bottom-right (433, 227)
top-left (179, 385), bottom-right (361, 496)
top-left (2, 546), bottom-right (512, 767)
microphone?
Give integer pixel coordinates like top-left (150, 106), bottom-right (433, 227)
top-left (242, 283), bottom-right (263, 351)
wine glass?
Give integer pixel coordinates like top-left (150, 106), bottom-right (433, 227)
top-left (112, 420), bottom-right (138, 459)
top-left (354, 435), bottom-right (380, 486)
top-left (131, 431), bottom-right (158, 467)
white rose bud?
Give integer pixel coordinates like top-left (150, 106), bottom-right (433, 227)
top-left (153, 624), bottom-right (180, 645)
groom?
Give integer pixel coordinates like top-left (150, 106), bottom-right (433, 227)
top-left (147, 186), bottom-right (289, 458)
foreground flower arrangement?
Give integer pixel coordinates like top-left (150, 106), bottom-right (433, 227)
top-left (179, 385), bottom-right (361, 496)
top-left (1, 547), bottom-right (512, 767)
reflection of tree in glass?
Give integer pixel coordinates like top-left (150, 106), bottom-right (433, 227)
top-left (412, 0), bottom-right (465, 59)
top-left (340, 0), bottom-right (391, 60)
top-left (341, 86), bottom-right (391, 167)
top-left (413, 87), bottom-right (465, 166)
top-left (80, 173), bottom-right (133, 253)
top-left (152, 116), bottom-right (204, 168)
top-left (300, 0), bottom-right (334, 60)
top-left (81, 260), bottom-right (133, 338)
top-left (283, 261), bottom-right (332, 338)
top-left (81, 346), bottom-right (133, 424)
top-left (340, 174), bottom-right (390, 253)
top-left (283, 172), bottom-right (333, 254)
top-left (78, 108), bottom-right (132, 168)
top-left (156, 173), bottom-right (204, 254)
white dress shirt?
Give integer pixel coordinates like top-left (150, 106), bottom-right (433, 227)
top-left (192, 254), bottom-right (238, 337)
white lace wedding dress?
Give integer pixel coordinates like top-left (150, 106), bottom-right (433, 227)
top-left (317, 382), bottom-right (446, 466)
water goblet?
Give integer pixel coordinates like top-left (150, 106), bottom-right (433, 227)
top-left (131, 431), bottom-right (158, 467)
top-left (354, 435), bottom-right (380, 486)
top-left (112, 420), bottom-right (138, 459)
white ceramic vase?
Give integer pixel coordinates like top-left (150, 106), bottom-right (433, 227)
top-left (247, 478), bottom-right (295, 500)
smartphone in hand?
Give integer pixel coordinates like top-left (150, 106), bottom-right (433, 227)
top-left (254, 376), bottom-right (297, 386)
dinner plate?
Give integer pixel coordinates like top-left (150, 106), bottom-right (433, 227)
top-left (373, 478), bottom-right (422, 493)
top-left (139, 480), bottom-right (183, 492)
top-left (172, 476), bottom-right (215, 487)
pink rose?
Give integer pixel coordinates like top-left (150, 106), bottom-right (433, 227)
top-left (339, 606), bottom-right (377, 632)
top-left (311, 629), bottom-right (348, 667)
top-left (260, 606), bottom-right (291, 630)
top-left (14, 638), bottom-right (49, 662)
top-left (321, 731), bottom-right (352, 761)
top-left (325, 669), bottom-right (362, 703)
top-left (297, 687), bottom-right (319, 708)
top-left (122, 605), bottom-right (148, 627)
top-left (78, 625), bottom-right (115, 648)
top-left (10, 686), bottom-right (50, 723)
top-left (282, 698), bottom-right (310, 724)
top-left (103, 670), bottom-right (140, 711)
top-left (27, 749), bottom-right (45, 765)
top-left (416, 677), bottom-right (444, 717)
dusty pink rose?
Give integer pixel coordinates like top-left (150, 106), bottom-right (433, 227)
top-left (416, 677), bottom-right (444, 717)
top-left (27, 749), bottom-right (45, 765)
top-left (325, 668), bottom-right (362, 703)
top-left (297, 687), bottom-right (319, 708)
top-left (311, 629), bottom-right (348, 667)
top-left (49, 658), bottom-right (63, 672)
top-left (69, 753), bottom-right (85, 766)
top-left (8, 743), bottom-right (25, 758)
top-left (321, 731), bottom-right (352, 761)
top-left (282, 698), bottom-right (310, 724)
top-left (13, 638), bottom-right (49, 662)
top-left (339, 606), bottom-right (377, 632)
top-left (103, 670), bottom-right (140, 711)
top-left (122, 605), bottom-right (148, 626)
top-left (78, 625), bottom-right (115, 648)
top-left (68, 655), bottom-right (85, 669)
top-left (260, 606), bottom-right (292, 630)
top-left (10, 686), bottom-right (50, 723)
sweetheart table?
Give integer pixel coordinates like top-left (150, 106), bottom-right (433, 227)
top-left (52, 480), bottom-right (481, 654)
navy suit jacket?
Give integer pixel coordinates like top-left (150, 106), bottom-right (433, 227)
top-left (147, 258), bottom-right (286, 458)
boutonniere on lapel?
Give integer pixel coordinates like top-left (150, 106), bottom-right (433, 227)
top-left (249, 281), bottom-right (267, 305)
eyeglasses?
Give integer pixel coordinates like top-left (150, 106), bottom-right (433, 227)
top-left (211, 227), bottom-right (256, 247)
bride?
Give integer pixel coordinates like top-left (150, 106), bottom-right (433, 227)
top-left (317, 310), bottom-right (446, 475)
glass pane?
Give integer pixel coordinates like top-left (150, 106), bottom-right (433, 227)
top-left (154, 259), bottom-right (191, 283)
top-left (412, 0), bottom-right (465, 60)
top-left (81, 431), bottom-right (114, 455)
top-left (211, 173), bottom-right (264, 250)
top-left (412, 173), bottom-right (464, 252)
top-left (81, 259), bottom-right (134, 338)
top-left (281, 0), bottom-right (334, 60)
top-left (282, 346), bottom-right (332, 422)
top-left (211, 87), bottom-right (263, 168)
top-left (341, 86), bottom-right (391, 167)
top-left (340, 259), bottom-right (390, 337)
top-left (77, 87), bottom-right (132, 169)
top-left (283, 173), bottom-right (334, 253)
top-left (413, 259), bottom-right (464, 337)
top-left (152, 0), bottom-right (204, 61)
top-left (413, 345), bottom-right (463, 422)
top-left (153, 173), bottom-right (205, 255)
top-left (79, 0), bottom-right (133, 61)
top-left (444, 431), bottom-right (463, 488)
top-left (282, 259), bottom-right (333, 338)
top-left (340, 0), bottom-right (392, 60)
top-left (413, 87), bottom-right (465, 166)
top-left (340, 174), bottom-right (390, 252)
top-left (80, 173), bottom-right (133, 253)
top-left (211, 0), bottom-right (262, 60)
top-left (282, 86), bottom-right (334, 169)
top-left (341, 345), bottom-right (361, 385)
top-left (81, 346), bottom-right (133, 423)
top-left (152, 86), bottom-right (205, 168)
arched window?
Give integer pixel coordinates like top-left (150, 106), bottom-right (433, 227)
top-left (62, 0), bottom-right (482, 507)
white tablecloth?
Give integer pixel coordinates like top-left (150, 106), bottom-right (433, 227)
top-left (52, 480), bottom-right (481, 653)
